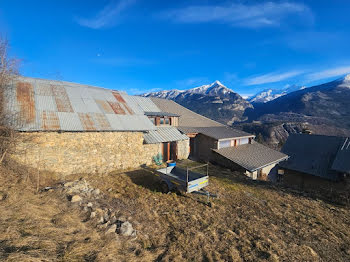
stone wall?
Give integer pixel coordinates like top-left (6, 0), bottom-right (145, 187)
top-left (11, 132), bottom-right (161, 176)
top-left (177, 139), bottom-right (190, 159)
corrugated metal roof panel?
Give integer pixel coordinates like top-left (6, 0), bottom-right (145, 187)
top-left (144, 126), bottom-right (189, 144)
top-left (35, 95), bottom-right (57, 111)
top-left (128, 96), bottom-right (161, 112)
top-left (57, 112), bottom-right (84, 131)
top-left (5, 76), bottom-right (155, 132)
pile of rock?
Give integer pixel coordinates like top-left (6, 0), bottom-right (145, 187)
top-left (61, 178), bottom-right (136, 237)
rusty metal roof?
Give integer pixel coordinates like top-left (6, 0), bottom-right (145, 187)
top-left (4, 76), bottom-right (156, 132)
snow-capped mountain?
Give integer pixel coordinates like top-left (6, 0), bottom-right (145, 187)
top-left (142, 81), bottom-right (253, 125)
top-left (249, 85), bottom-right (306, 104)
top-left (143, 80), bottom-right (235, 99)
top-left (247, 74), bottom-right (350, 128)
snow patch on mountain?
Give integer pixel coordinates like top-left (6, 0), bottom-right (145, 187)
top-left (143, 80), bottom-right (237, 99)
top-left (249, 85), bottom-right (305, 103)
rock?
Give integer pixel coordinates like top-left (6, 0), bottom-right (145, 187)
top-left (107, 188), bottom-right (113, 192)
top-left (305, 246), bottom-right (319, 258)
top-left (103, 213), bottom-right (110, 223)
top-left (98, 216), bottom-right (104, 224)
top-left (87, 202), bottom-right (93, 208)
top-left (119, 221), bottom-right (135, 236)
top-left (71, 195), bottom-right (82, 203)
top-left (92, 189), bottom-right (100, 195)
top-left (90, 212), bottom-right (96, 218)
top-left (0, 191), bottom-right (7, 201)
top-left (64, 181), bottom-right (75, 187)
top-left (106, 224), bottom-right (117, 234)
top-left (110, 216), bottom-right (117, 224)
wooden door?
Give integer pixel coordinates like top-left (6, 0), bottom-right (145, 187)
top-left (170, 142), bottom-right (177, 161)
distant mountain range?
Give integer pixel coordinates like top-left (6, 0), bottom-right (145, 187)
top-left (142, 75), bottom-right (350, 146)
top-left (247, 75), bottom-right (350, 128)
top-left (143, 81), bottom-right (253, 125)
top-left (248, 85), bottom-right (306, 104)
top-left (242, 74), bottom-right (350, 146)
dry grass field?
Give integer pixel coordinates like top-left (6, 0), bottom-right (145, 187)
top-left (0, 160), bottom-right (349, 261)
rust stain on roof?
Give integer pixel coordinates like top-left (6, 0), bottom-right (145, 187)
top-left (78, 113), bottom-right (96, 131)
top-left (51, 85), bottom-right (73, 112)
top-left (93, 113), bottom-right (111, 130)
top-left (41, 111), bottom-right (60, 130)
top-left (108, 101), bottom-right (126, 115)
top-left (35, 84), bottom-right (53, 96)
top-left (95, 99), bottom-right (114, 114)
top-left (16, 82), bottom-right (36, 124)
top-left (112, 92), bottom-right (134, 115)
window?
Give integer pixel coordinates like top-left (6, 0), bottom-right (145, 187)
top-left (165, 118), bottom-right (169, 125)
top-left (160, 118), bottom-right (164, 125)
top-left (240, 138), bottom-right (249, 145)
top-left (219, 140), bottom-right (231, 149)
top-left (149, 117), bottom-right (155, 125)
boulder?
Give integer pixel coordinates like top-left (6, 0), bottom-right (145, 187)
top-left (106, 224), bottom-right (117, 234)
top-left (92, 189), bottom-right (100, 195)
top-left (64, 181), bottom-right (75, 187)
top-left (71, 195), bottom-right (82, 203)
top-left (90, 211), bottom-right (96, 219)
top-left (119, 221), bottom-right (135, 236)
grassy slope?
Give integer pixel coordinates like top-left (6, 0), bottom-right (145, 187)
top-left (0, 160), bottom-right (349, 261)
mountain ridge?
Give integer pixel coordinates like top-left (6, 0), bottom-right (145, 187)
top-left (142, 81), bottom-right (253, 125)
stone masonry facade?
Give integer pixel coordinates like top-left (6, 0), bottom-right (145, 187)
top-left (176, 139), bottom-right (190, 160)
top-left (11, 132), bottom-right (162, 176)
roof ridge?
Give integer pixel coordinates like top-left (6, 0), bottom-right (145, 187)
top-left (150, 97), bottom-right (225, 127)
top-left (15, 75), bottom-right (123, 93)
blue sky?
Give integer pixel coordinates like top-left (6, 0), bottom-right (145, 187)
top-left (1, 0), bottom-right (350, 97)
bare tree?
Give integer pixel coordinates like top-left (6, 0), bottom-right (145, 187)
top-left (0, 37), bottom-right (20, 163)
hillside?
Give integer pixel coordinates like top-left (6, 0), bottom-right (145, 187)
top-left (246, 75), bottom-right (350, 130)
top-left (0, 160), bottom-right (349, 261)
top-left (143, 81), bottom-right (253, 125)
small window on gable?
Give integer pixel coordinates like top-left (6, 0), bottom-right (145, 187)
top-left (165, 118), bottom-right (169, 125)
top-left (160, 118), bottom-right (164, 125)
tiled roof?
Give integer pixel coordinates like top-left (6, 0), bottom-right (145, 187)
top-left (143, 126), bottom-right (189, 144)
top-left (280, 134), bottom-right (346, 180)
top-left (150, 98), bottom-right (224, 128)
top-left (4, 76), bottom-right (155, 132)
top-left (213, 143), bottom-right (288, 172)
top-left (331, 137), bottom-right (350, 174)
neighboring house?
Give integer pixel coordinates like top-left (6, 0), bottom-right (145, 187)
top-left (4, 77), bottom-right (189, 176)
top-left (279, 134), bottom-right (350, 189)
top-left (150, 97), bottom-right (288, 180)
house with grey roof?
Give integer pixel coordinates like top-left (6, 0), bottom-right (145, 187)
top-left (4, 76), bottom-right (189, 176)
top-left (150, 97), bottom-right (289, 180)
top-left (279, 134), bottom-right (350, 188)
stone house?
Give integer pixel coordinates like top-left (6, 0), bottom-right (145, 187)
top-left (150, 98), bottom-right (288, 180)
top-left (279, 134), bottom-right (350, 190)
top-left (4, 76), bottom-right (189, 176)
